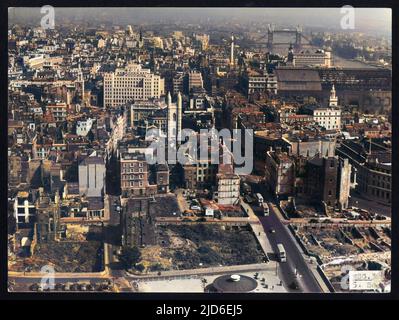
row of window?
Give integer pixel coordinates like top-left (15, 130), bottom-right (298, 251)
top-left (122, 181), bottom-right (144, 187)
top-left (370, 188), bottom-right (391, 201)
top-left (122, 174), bottom-right (144, 180)
top-left (123, 162), bottom-right (144, 168)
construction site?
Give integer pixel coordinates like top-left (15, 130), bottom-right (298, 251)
top-left (135, 224), bottom-right (266, 272)
top-left (8, 223), bottom-right (104, 273)
top-left (294, 223), bottom-right (391, 292)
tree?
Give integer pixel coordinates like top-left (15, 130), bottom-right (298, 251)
top-left (120, 246), bottom-right (141, 269)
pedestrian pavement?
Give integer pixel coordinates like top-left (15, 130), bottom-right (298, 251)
top-left (240, 197), bottom-right (274, 260)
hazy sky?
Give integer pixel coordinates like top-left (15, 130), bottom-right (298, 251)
top-left (8, 7), bottom-right (391, 35)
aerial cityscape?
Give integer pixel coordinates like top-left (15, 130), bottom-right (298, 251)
top-left (7, 7), bottom-right (391, 294)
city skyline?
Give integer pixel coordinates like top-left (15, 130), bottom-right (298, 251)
top-left (8, 7), bottom-right (391, 36)
top-left (7, 6), bottom-right (392, 294)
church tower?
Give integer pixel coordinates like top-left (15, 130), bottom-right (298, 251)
top-left (329, 84), bottom-right (338, 107)
top-left (167, 91), bottom-right (183, 144)
top-left (167, 92), bottom-right (177, 143)
top-left (177, 91), bottom-right (182, 141)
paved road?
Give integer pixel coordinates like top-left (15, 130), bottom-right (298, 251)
top-left (249, 182), bottom-right (322, 293)
top-left (349, 191), bottom-right (391, 217)
top-left (107, 195), bottom-right (121, 226)
top-left (258, 207), bottom-right (322, 293)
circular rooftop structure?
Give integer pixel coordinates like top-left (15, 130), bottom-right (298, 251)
top-left (211, 274), bottom-right (258, 293)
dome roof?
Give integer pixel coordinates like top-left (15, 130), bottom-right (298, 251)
top-left (212, 274), bottom-right (258, 293)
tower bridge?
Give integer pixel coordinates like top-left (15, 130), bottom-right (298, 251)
top-left (253, 24), bottom-right (310, 52)
top-left (267, 24), bottom-right (304, 50)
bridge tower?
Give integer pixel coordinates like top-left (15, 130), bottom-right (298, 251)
top-left (295, 25), bottom-right (302, 50)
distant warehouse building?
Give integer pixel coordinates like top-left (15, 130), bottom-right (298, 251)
top-left (274, 68), bottom-right (323, 98)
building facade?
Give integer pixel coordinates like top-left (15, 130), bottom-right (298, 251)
top-left (78, 154), bottom-right (106, 197)
top-left (336, 139), bottom-right (391, 206)
top-left (313, 107), bottom-right (341, 130)
top-left (215, 173), bottom-right (240, 205)
top-left (46, 102), bottom-right (67, 122)
top-left (120, 152), bottom-right (154, 197)
top-left (103, 64), bottom-right (165, 107)
top-left (188, 71), bottom-right (204, 93)
top-left (293, 49), bottom-right (332, 68)
top-left (14, 191), bottom-right (37, 228)
top-left (266, 149), bottom-right (296, 197)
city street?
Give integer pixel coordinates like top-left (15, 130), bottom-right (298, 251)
top-left (248, 182), bottom-right (323, 293)
top-left (349, 191), bottom-right (391, 217)
top-left (258, 208), bottom-right (322, 293)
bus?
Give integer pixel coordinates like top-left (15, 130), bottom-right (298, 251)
top-left (262, 202), bottom-right (270, 216)
top-left (255, 193), bottom-right (264, 206)
top-left (277, 243), bottom-right (286, 262)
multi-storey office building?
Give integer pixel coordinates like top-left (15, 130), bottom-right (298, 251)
top-left (103, 64), bottom-right (165, 108)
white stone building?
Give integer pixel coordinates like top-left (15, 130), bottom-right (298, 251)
top-left (76, 118), bottom-right (94, 136)
top-left (313, 108), bottom-right (341, 130)
top-left (103, 64), bottom-right (165, 107)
